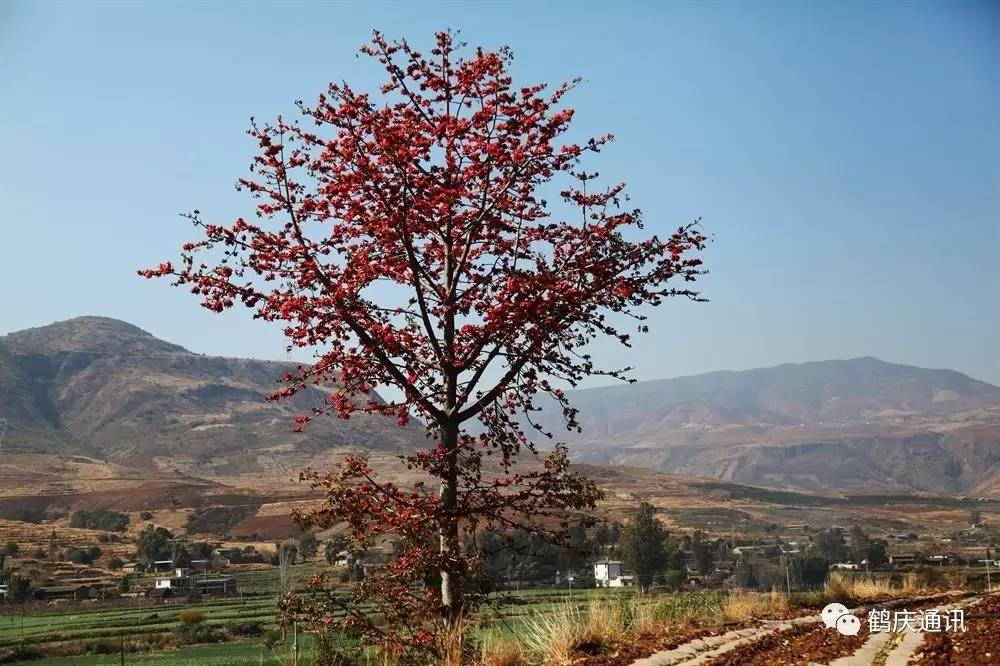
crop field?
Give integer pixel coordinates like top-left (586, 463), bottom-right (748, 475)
top-left (0, 576), bottom-right (634, 665)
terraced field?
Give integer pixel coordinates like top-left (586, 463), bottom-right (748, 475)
top-left (0, 567), bottom-right (631, 665)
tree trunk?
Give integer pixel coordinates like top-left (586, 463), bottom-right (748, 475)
top-left (439, 418), bottom-right (462, 661)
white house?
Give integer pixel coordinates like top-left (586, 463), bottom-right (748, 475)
top-left (593, 560), bottom-right (626, 587)
top-left (155, 570), bottom-right (192, 590)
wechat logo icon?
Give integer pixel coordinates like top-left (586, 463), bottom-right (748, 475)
top-left (822, 603), bottom-right (860, 636)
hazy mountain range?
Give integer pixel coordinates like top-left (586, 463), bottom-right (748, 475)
top-left (2, 317), bottom-right (998, 494)
top-left (532, 358), bottom-right (1000, 494)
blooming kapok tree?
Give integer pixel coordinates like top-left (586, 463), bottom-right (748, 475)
top-left (141, 31), bottom-right (706, 661)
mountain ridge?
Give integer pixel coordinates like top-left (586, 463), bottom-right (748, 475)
top-left (0, 316), bottom-right (423, 473)
top-left (2, 317), bottom-right (999, 495)
top-left (533, 357), bottom-right (1000, 494)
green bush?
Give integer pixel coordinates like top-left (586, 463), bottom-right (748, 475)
top-left (69, 507), bottom-right (130, 532)
top-left (660, 569), bottom-right (685, 591)
top-left (176, 623), bottom-right (223, 645)
top-left (225, 620), bottom-right (264, 637)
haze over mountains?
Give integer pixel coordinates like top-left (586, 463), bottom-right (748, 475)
top-left (534, 358), bottom-right (1000, 494)
top-left (2, 317), bottom-right (999, 495)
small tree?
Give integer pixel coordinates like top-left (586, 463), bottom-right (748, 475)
top-left (691, 531), bottom-right (715, 574)
top-left (297, 532), bottom-right (318, 562)
top-left (2, 542), bottom-right (18, 557)
top-left (6, 574), bottom-right (30, 603)
top-left (47, 530), bottom-right (59, 562)
top-left (621, 503), bottom-right (668, 591)
top-left (814, 528), bottom-right (848, 562)
top-left (136, 525), bottom-right (174, 564)
top-left (324, 535), bottom-right (348, 565)
top-left (171, 543), bottom-right (192, 569)
top-left (142, 30), bottom-right (707, 660)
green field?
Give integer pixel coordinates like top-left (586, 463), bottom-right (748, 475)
top-left (0, 570), bottom-right (633, 665)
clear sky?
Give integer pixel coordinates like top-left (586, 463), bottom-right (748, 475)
top-left (1, 1), bottom-right (998, 386)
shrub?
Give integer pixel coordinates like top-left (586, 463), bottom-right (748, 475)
top-left (660, 570), bottom-right (684, 591)
top-left (2, 542), bottom-right (19, 557)
top-left (225, 620), bottom-right (263, 637)
top-left (1, 508), bottom-right (44, 524)
top-left (140, 511), bottom-right (154, 521)
top-left (108, 556), bottom-right (124, 570)
top-left (69, 507), bottom-right (130, 532)
top-left (177, 609), bottom-right (206, 625)
top-left (261, 629), bottom-right (283, 649)
top-left (65, 546), bottom-right (102, 565)
top-left (87, 639), bottom-right (119, 655)
top-left (176, 623), bottom-right (223, 645)
top-left (0, 643), bottom-right (43, 664)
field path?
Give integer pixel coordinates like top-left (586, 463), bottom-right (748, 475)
top-left (630, 617), bottom-right (812, 666)
top-left (827, 594), bottom-right (982, 666)
top-left (629, 594), bottom-right (967, 666)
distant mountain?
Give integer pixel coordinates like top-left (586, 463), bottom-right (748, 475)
top-left (0, 317), bottom-right (421, 474)
top-left (539, 358), bottom-right (1000, 494)
top-left (4, 319), bottom-right (998, 495)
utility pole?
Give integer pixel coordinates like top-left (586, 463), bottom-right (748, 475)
top-left (986, 539), bottom-right (994, 594)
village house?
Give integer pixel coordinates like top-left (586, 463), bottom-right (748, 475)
top-left (154, 570), bottom-right (238, 596)
top-left (888, 553), bottom-right (919, 566)
top-left (155, 571), bottom-right (192, 591)
top-left (120, 562), bottom-right (145, 574)
top-left (33, 584), bottom-right (99, 602)
top-left (593, 560), bottom-right (630, 587)
top-left (192, 577), bottom-right (237, 595)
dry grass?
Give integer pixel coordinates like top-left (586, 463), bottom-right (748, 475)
top-left (516, 591), bottom-right (727, 665)
top-left (723, 589), bottom-right (790, 621)
top-left (823, 572), bottom-right (896, 604)
top-left (520, 602), bottom-right (590, 665)
top-left (478, 635), bottom-right (529, 666)
top-left (520, 597), bottom-right (636, 665)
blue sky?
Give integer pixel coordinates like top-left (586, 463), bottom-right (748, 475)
top-left (1, 1), bottom-right (998, 385)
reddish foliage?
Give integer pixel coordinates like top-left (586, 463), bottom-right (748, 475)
top-left (142, 30), bottom-right (707, 660)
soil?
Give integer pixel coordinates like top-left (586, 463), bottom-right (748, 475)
top-left (700, 594), bottom-right (959, 666)
top-left (567, 623), bottom-right (739, 666)
top-left (911, 594), bottom-right (1000, 665)
top-left (704, 621), bottom-right (870, 666)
